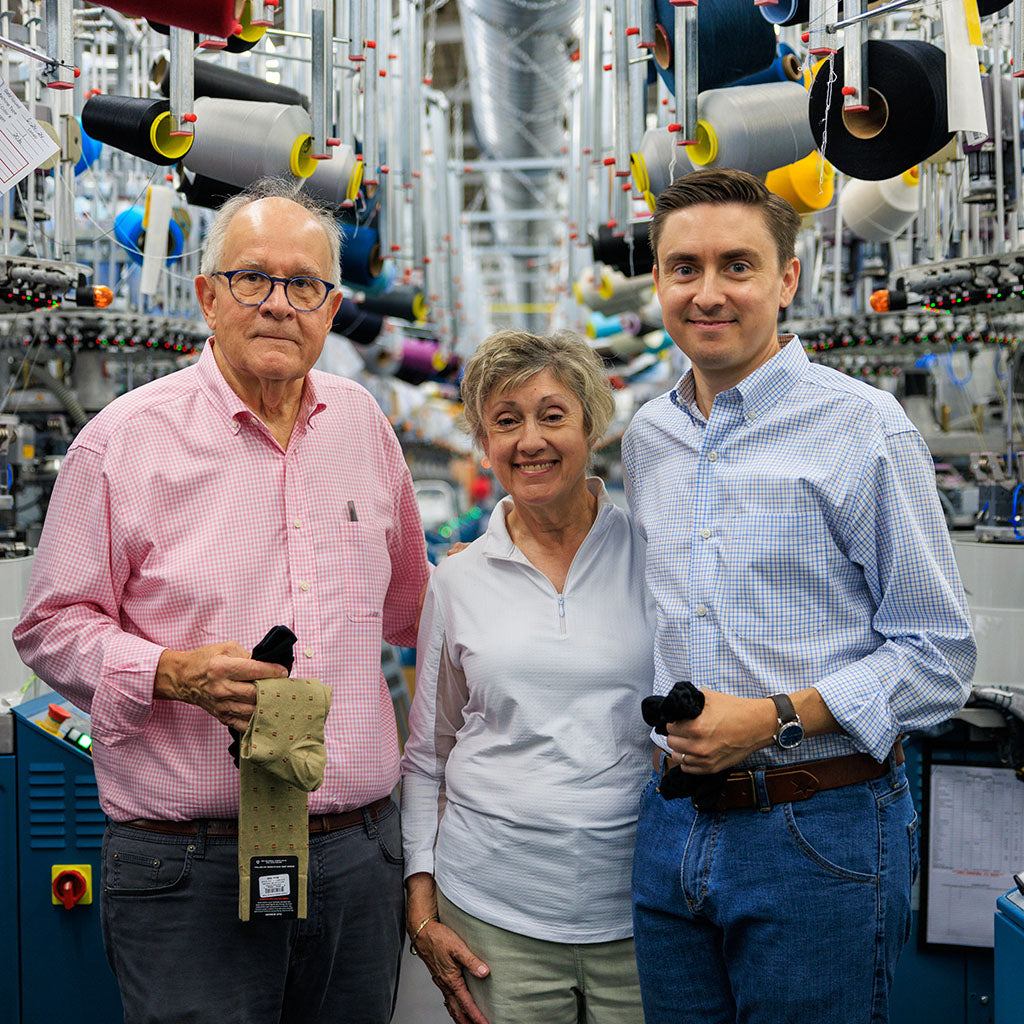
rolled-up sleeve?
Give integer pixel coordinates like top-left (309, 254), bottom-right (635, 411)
top-left (815, 429), bottom-right (976, 759)
top-left (13, 443), bottom-right (163, 743)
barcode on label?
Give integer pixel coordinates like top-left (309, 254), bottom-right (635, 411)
top-left (258, 874), bottom-right (291, 899)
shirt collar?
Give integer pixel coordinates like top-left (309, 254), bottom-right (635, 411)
top-left (669, 334), bottom-right (808, 424)
top-left (483, 477), bottom-right (614, 560)
top-left (196, 339), bottom-right (327, 435)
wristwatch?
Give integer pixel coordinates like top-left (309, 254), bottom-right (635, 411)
top-left (771, 693), bottom-right (805, 750)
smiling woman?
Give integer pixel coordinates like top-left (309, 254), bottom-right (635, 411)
top-left (401, 330), bottom-right (654, 1024)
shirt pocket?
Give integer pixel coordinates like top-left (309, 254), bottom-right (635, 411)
top-left (337, 520), bottom-right (391, 622)
top-left (719, 503), bottom-right (829, 640)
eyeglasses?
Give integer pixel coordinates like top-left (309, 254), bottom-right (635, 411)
top-left (212, 270), bottom-right (336, 312)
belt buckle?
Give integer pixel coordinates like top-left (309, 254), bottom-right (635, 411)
top-left (746, 769), bottom-right (759, 809)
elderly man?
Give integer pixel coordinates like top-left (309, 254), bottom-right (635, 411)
top-left (623, 168), bottom-right (975, 1024)
top-left (14, 180), bottom-right (430, 1024)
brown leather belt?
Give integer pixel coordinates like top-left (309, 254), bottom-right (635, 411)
top-left (121, 796), bottom-right (392, 837)
top-left (658, 740), bottom-right (904, 812)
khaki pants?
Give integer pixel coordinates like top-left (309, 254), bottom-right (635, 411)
top-left (437, 889), bottom-right (644, 1024)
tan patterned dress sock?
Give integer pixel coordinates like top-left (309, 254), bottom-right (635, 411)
top-left (238, 677), bottom-right (331, 921)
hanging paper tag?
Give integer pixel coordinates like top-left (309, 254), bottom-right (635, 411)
top-left (249, 856), bottom-right (299, 919)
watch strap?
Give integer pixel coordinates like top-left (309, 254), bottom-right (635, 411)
top-left (770, 693), bottom-right (797, 728)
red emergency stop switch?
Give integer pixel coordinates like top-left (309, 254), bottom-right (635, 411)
top-left (52, 868), bottom-right (89, 909)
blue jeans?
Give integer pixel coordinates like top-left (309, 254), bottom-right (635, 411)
top-left (632, 758), bottom-right (919, 1024)
top-left (101, 800), bottom-right (405, 1024)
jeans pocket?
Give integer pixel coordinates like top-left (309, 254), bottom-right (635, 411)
top-left (104, 829), bottom-right (195, 898)
top-left (783, 788), bottom-right (878, 883)
top-left (375, 803), bottom-right (404, 866)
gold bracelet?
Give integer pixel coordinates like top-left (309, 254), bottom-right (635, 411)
top-left (408, 913), bottom-right (438, 955)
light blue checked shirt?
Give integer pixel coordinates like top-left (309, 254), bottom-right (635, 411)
top-left (622, 336), bottom-right (976, 765)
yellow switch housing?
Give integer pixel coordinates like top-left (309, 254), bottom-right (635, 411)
top-left (51, 864), bottom-right (93, 906)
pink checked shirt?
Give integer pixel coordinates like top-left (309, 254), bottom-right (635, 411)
top-left (14, 341), bottom-right (429, 821)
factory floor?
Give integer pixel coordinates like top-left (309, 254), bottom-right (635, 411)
top-left (394, 942), bottom-right (452, 1024)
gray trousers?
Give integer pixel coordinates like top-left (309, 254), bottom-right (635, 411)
top-left (101, 800), bottom-right (405, 1024)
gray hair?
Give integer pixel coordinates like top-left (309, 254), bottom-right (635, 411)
top-left (199, 177), bottom-right (343, 286)
top-left (460, 329), bottom-right (616, 447)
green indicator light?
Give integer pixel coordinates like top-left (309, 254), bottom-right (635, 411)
top-left (439, 525), bottom-right (452, 538)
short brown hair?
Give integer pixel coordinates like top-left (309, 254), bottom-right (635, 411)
top-left (649, 168), bottom-right (801, 270)
top-left (460, 329), bottom-right (615, 447)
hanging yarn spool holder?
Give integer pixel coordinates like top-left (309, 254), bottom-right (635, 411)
top-left (73, 117), bottom-right (102, 176)
top-left (842, 87), bottom-right (889, 146)
top-left (113, 206), bottom-right (185, 267)
top-left (632, 126), bottom-right (691, 211)
top-left (808, 40), bottom-right (954, 181)
top-left (156, 56), bottom-right (310, 110)
top-left (359, 261), bottom-right (397, 300)
top-left (685, 83), bottom-right (817, 181)
top-left (731, 43), bottom-right (806, 87)
top-left (756, 0), bottom-right (811, 26)
top-left (184, 98), bottom-right (317, 188)
top-left (82, 95), bottom-right (194, 165)
top-left (177, 170), bottom-right (245, 209)
top-left (765, 151), bottom-right (836, 214)
top-left (303, 143), bottom-right (364, 209)
top-left (651, 0), bottom-right (777, 95)
top-left (340, 223), bottom-right (385, 289)
top-left (110, 1), bottom-right (239, 38)
top-left (807, 0), bottom-right (840, 60)
top-left (225, 4), bottom-right (268, 52)
top-left (963, 73), bottom-right (1017, 205)
top-left (358, 284), bottom-right (427, 323)
top-left (591, 222), bottom-right (654, 278)
top-left (840, 168), bottom-right (920, 242)
top-left (332, 298), bottom-right (384, 346)
top-left (148, 5), bottom-right (267, 51)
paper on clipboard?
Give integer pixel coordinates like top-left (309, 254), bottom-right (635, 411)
top-left (0, 78), bottom-right (60, 194)
top-left (926, 764), bottom-right (1024, 947)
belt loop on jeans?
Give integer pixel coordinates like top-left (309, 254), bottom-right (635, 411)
top-left (362, 804), bottom-right (379, 840)
top-left (752, 769), bottom-right (772, 812)
top-left (888, 738), bottom-right (903, 787)
top-left (194, 819), bottom-right (208, 856)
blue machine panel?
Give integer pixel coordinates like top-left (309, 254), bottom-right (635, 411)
top-left (0, 753), bottom-right (20, 1024)
top-left (891, 738), bottom-right (995, 1024)
top-left (13, 694), bottom-right (123, 1024)
top-left (995, 891), bottom-right (1024, 1024)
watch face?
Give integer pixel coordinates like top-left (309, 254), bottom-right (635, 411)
top-left (777, 721), bottom-right (804, 749)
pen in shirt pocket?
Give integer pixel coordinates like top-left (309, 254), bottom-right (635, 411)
top-left (347, 500), bottom-right (358, 522)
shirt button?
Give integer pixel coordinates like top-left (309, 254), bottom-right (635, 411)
top-left (695, 604), bottom-right (708, 617)
top-left (707, 451), bottom-right (718, 462)
top-left (700, 528), bottom-right (712, 540)
top-left (304, 648), bottom-right (314, 658)
top-left (300, 582), bottom-right (310, 592)
top-left (293, 518), bottom-right (303, 529)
